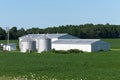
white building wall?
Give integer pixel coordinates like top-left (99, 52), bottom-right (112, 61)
top-left (3, 46), bottom-right (10, 51)
top-left (51, 38), bottom-right (58, 42)
top-left (52, 44), bottom-right (92, 52)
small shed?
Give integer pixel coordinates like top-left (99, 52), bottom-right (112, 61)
top-left (3, 43), bottom-right (16, 51)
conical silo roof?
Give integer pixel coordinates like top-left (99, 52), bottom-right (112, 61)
top-left (37, 34), bottom-right (50, 40)
top-left (21, 37), bottom-right (35, 42)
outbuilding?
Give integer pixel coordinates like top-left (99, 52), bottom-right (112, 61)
top-left (3, 43), bottom-right (16, 51)
top-left (52, 39), bottom-right (110, 52)
top-left (19, 33), bottom-right (79, 51)
top-left (19, 33), bottom-right (110, 53)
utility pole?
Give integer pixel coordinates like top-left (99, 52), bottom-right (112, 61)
top-left (5, 27), bottom-right (9, 45)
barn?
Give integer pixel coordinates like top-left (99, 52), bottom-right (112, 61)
top-left (19, 33), bottom-right (79, 50)
top-left (52, 39), bottom-right (110, 52)
top-left (19, 33), bottom-right (110, 53)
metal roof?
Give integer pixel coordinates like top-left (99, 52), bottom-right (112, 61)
top-left (19, 33), bottom-right (79, 39)
top-left (52, 39), bottom-right (100, 44)
top-left (4, 43), bottom-right (16, 46)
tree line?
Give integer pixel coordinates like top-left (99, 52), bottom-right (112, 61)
top-left (0, 23), bottom-right (120, 40)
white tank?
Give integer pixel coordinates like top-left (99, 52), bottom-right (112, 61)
top-left (38, 36), bottom-right (51, 53)
top-left (20, 37), bottom-right (36, 53)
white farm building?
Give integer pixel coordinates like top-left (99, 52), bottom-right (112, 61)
top-left (19, 33), bottom-right (110, 53)
top-left (3, 43), bottom-right (16, 51)
top-left (52, 39), bottom-right (110, 52)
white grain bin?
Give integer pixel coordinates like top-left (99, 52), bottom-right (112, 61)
top-left (20, 37), bottom-right (36, 53)
top-left (37, 36), bottom-right (51, 53)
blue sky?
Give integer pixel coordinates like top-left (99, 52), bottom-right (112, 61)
top-left (0, 0), bottom-right (120, 29)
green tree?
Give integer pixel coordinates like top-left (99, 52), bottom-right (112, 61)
top-left (0, 27), bottom-right (6, 40)
top-left (9, 27), bottom-right (18, 39)
top-left (17, 28), bottom-right (26, 37)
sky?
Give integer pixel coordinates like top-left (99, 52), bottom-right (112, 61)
top-left (0, 0), bottom-right (120, 29)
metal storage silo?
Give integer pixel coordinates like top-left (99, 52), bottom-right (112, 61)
top-left (20, 37), bottom-right (36, 53)
top-left (38, 36), bottom-right (51, 53)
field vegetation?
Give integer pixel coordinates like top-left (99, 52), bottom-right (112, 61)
top-left (103, 38), bottom-right (120, 49)
top-left (0, 40), bottom-right (18, 45)
top-left (0, 39), bottom-right (119, 80)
